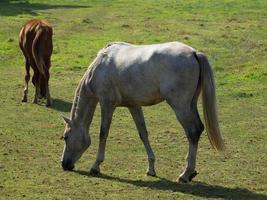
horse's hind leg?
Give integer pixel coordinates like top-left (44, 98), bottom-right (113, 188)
top-left (21, 59), bottom-right (30, 102)
top-left (167, 100), bottom-right (204, 183)
top-left (129, 106), bottom-right (156, 176)
top-left (89, 100), bottom-right (115, 175)
top-left (32, 71), bottom-right (40, 104)
top-left (44, 68), bottom-right (52, 107)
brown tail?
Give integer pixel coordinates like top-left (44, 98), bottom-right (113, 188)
top-left (195, 52), bottom-right (225, 151)
top-left (32, 29), bottom-right (45, 76)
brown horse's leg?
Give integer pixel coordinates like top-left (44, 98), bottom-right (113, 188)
top-left (32, 71), bottom-right (40, 104)
top-left (45, 70), bottom-right (52, 107)
top-left (128, 106), bottom-right (156, 176)
top-left (22, 59), bottom-right (30, 102)
top-left (90, 100), bottom-right (115, 175)
top-left (45, 83), bottom-right (52, 106)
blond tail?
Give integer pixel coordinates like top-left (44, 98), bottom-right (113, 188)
top-left (195, 52), bottom-right (225, 151)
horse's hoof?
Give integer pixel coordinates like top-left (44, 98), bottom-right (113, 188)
top-left (21, 98), bottom-right (27, 102)
top-left (177, 170), bottom-right (198, 183)
top-left (178, 176), bottom-right (188, 183)
top-left (46, 99), bottom-right (52, 107)
top-left (89, 168), bottom-right (100, 176)
top-left (146, 169), bottom-right (157, 177)
top-left (189, 171), bottom-right (198, 181)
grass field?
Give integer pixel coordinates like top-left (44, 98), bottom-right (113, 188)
top-left (0, 0), bottom-right (266, 199)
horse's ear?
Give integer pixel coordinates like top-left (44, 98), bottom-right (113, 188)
top-left (62, 116), bottom-right (72, 126)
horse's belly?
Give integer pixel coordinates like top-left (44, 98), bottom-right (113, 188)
top-left (118, 87), bottom-right (164, 107)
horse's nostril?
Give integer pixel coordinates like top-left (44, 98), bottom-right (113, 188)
top-left (61, 160), bottom-right (74, 171)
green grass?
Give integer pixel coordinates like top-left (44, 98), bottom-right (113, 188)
top-left (0, 0), bottom-right (266, 199)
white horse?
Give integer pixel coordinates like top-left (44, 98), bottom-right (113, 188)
top-left (61, 41), bottom-right (225, 183)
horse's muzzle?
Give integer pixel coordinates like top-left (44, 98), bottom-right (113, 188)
top-left (61, 159), bottom-right (74, 171)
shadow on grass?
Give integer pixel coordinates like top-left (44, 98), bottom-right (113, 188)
top-left (50, 98), bottom-right (72, 112)
top-left (0, 0), bottom-right (91, 16)
top-left (74, 170), bottom-right (266, 200)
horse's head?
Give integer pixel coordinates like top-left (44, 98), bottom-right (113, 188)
top-left (61, 116), bottom-right (91, 171)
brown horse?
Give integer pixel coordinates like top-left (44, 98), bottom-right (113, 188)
top-left (19, 19), bottom-right (53, 106)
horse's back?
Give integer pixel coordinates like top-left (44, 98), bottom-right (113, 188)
top-left (19, 19), bottom-right (53, 59)
top-left (89, 42), bottom-right (200, 106)
top-left (103, 41), bottom-right (195, 61)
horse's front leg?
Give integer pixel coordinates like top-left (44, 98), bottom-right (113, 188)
top-left (89, 101), bottom-right (115, 175)
top-left (129, 106), bottom-right (156, 176)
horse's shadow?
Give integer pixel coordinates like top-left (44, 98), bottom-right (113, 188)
top-left (73, 170), bottom-right (266, 200)
top-left (50, 98), bottom-right (72, 112)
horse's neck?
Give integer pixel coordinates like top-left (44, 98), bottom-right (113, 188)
top-left (70, 64), bottom-right (99, 131)
top-left (71, 83), bottom-right (92, 130)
